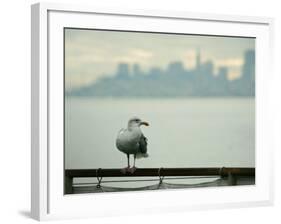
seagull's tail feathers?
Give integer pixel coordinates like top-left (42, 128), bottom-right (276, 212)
top-left (136, 153), bottom-right (149, 159)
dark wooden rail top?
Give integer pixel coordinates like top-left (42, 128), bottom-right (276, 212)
top-left (65, 167), bottom-right (255, 178)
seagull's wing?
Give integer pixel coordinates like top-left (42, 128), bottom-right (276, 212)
top-left (139, 134), bottom-right (148, 154)
top-left (117, 128), bottom-right (126, 135)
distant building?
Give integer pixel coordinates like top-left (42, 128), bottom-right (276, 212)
top-left (240, 50), bottom-right (255, 95)
top-left (201, 61), bottom-right (214, 76)
top-left (149, 67), bottom-right (163, 78)
top-left (69, 49), bottom-right (255, 97)
top-left (242, 50), bottom-right (255, 80)
top-left (167, 61), bottom-right (185, 75)
top-left (196, 49), bottom-right (201, 72)
top-left (116, 63), bottom-right (130, 79)
top-left (217, 67), bottom-right (228, 80)
top-left (132, 64), bottom-right (142, 77)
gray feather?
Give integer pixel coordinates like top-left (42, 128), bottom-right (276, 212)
top-left (139, 134), bottom-right (148, 154)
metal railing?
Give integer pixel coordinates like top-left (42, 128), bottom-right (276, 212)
top-left (64, 167), bottom-right (255, 194)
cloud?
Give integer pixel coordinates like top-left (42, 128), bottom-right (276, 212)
top-left (227, 67), bottom-right (242, 80)
top-left (66, 55), bottom-right (106, 67)
top-left (213, 58), bottom-right (244, 80)
top-left (130, 49), bottom-right (153, 59)
top-left (214, 58), bottom-right (244, 67)
top-left (182, 49), bottom-right (197, 69)
top-left (112, 49), bottom-right (154, 64)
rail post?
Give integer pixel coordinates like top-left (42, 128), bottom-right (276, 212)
top-left (65, 175), bottom-right (73, 194)
top-left (227, 172), bottom-right (237, 186)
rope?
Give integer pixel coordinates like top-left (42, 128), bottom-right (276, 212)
top-left (96, 168), bottom-right (103, 188)
top-left (158, 167), bottom-right (164, 185)
top-left (72, 177), bottom-right (226, 193)
top-left (72, 175), bottom-right (219, 186)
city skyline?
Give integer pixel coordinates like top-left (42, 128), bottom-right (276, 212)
top-left (65, 28), bottom-right (255, 91)
top-left (68, 49), bottom-right (255, 97)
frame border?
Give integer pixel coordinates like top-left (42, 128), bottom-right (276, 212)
top-left (31, 2), bottom-right (274, 220)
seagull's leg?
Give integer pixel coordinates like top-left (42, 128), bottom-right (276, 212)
top-left (121, 154), bottom-right (130, 174)
top-left (130, 154), bottom-right (137, 173)
top-left (127, 154), bottom-right (130, 168)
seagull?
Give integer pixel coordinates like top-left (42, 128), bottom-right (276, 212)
top-left (116, 117), bottom-right (149, 173)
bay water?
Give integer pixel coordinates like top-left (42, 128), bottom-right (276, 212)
top-left (65, 97), bottom-right (255, 188)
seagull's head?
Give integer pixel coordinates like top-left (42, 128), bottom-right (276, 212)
top-left (128, 117), bottom-right (149, 128)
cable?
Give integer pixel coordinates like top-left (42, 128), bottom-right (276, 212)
top-left (73, 175), bottom-right (220, 186)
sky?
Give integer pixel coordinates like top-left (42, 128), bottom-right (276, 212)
top-left (65, 28), bottom-right (255, 91)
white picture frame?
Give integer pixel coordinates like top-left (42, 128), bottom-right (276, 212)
top-left (31, 2), bottom-right (274, 221)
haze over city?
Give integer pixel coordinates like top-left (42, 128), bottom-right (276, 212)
top-left (65, 28), bottom-right (255, 96)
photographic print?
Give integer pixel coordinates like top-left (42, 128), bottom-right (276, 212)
top-left (64, 28), bottom-right (255, 194)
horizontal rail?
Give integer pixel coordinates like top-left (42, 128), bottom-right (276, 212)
top-left (65, 167), bottom-right (255, 178)
top-left (64, 167), bottom-right (255, 194)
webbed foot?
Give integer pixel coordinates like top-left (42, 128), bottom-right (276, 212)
top-left (129, 166), bottom-right (137, 173)
top-left (121, 166), bottom-right (131, 174)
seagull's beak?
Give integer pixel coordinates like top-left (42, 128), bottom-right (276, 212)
top-left (140, 121), bottom-right (149, 126)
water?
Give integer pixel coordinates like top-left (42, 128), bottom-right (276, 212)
top-left (65, 97), bottom-right (255, 188)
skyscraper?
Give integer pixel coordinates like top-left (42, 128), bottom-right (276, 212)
top-left (242, 50), bottom-right (255, 80)
top-left (196, 48), bottom-right (201, 72)
top-left (133, 64), bottom-right (142, 77)
top-left (116, 63), bottom-right (130, 79)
